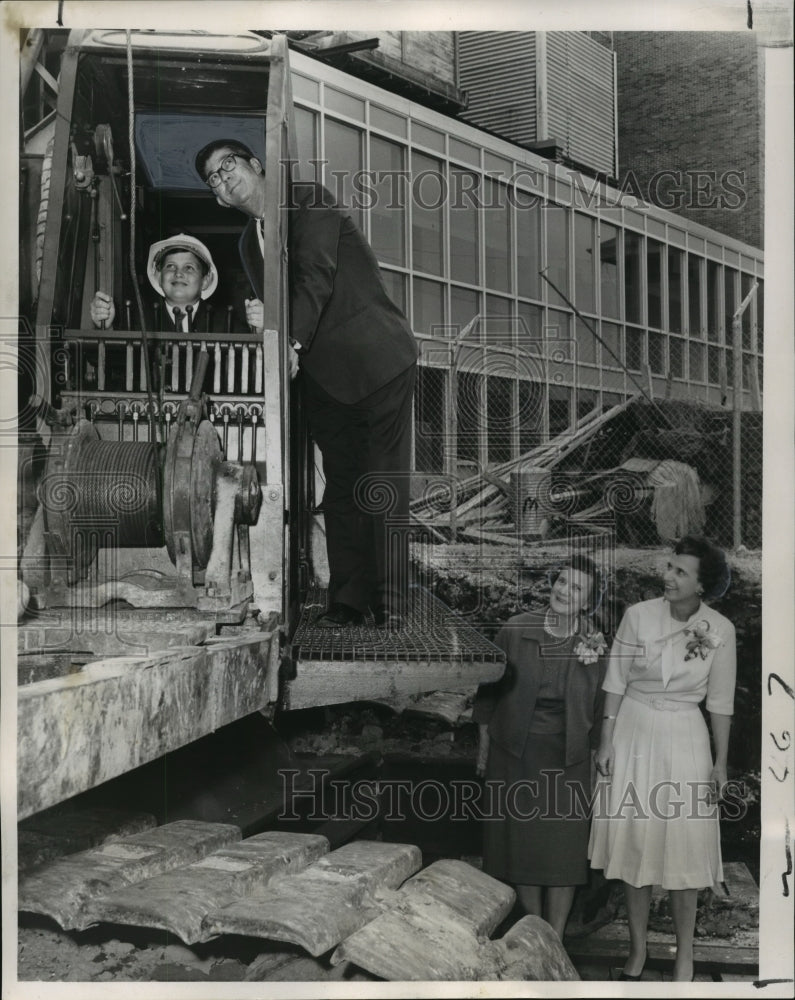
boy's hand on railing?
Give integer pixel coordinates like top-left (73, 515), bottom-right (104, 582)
top-left (90, 291), bottom-right (115, 328)
top-left (244, 297), bottom-right (265, 333)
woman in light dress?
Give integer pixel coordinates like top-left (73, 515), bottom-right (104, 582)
top-left (589, 535), bottom-right (736, 983)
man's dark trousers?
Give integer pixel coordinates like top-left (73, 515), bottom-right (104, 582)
top-left (304, 364), bottom-right (416, 617)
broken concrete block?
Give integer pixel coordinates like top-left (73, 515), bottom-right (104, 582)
top-left (83, 832), bottom-right (330, 944)
top-left (18, 820), bottom-right (241, 930)
top-left (204, 841), bottom-right (422, 956)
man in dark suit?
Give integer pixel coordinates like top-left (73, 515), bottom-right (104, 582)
top-left (195, 139), bottom-right (418, 629)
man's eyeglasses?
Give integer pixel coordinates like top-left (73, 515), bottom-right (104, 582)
top-left (206, 154), bottom-right (240, 189)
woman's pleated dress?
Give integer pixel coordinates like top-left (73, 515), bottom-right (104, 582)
top-left (588, 598), bottom-right (737, 891)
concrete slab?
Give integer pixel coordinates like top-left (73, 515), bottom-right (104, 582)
top-left (84, 832), bottom-right (330, 944)
top-left (204, 841), bottom-right (422, 956)
top-left (18, 820), bottom-right (240, 930)
top-left (399, 858), bottom-right (515, 937)
top-left (18, 631), bottom-right (278, 818)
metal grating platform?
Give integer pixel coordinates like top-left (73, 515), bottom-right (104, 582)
top-left (291, 585), bottom-right (504, 664)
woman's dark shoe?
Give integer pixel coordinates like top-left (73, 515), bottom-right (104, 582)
top-left (315, 602), bottom-right (364, 628)
top-left (617, 954), bottom-right (646, 980)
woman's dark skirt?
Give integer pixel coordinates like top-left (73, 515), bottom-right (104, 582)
top-left (482, 730), bottom-right (592, 886)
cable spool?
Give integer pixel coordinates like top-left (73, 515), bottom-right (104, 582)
top-left (69, 439), bottom-right (162, 546)
top-left (41, 421), bottom-right (164, 582)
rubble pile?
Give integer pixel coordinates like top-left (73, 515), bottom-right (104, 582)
top-left (411, 398), bottom-right (762, 550)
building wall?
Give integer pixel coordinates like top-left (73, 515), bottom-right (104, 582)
top-left (289, 49), bottom-right (763, 480)
top-left (614, 31), bottom-right (764, 250)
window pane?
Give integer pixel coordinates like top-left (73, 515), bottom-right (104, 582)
top-left (668, 248), bottom-right (683, 334)
top-left (518, 302), bottom-right (544, 360)
top-left (488, 375), bottom-right (513, 464)
top-left (707, 260), bottom-right (721, 342)
top-left (669, 337), bottom-right (685, 378)
top-left (450, 286), bottom-right (480, 341)
top-left (484, 179), bottom-right (511, 292)
top-left (450, 137), bottom-right (480, 166)
top-left (741, 273), bottom-right (754, 349)
top-left (449, 168), bottom-right (479, 285)
top-left (708, 344), bottom-right (721, 384)
top-left (412, 151), bottom-right (444, 275)
top-left (292, 74), bottom-right (319, 104)
top-left (519, 379), bottom-right (545, 452)
top-left (548, 384), bottom-right (572, 435)
top-left (380, 268), bottom-right (406, 314)
top-left (647, 239), bottom-right (663, 329)
top-left (688, 254), bottom-right (703, 336)
top-left (576, 318), bottom-right (597, 365)
top-left (415, 366), bottom-right (446, 473)
top-left (370, 105), bottom-right (407, 138)
top-left (624, 232), bottom-right (643, 325)
top-left (325, 87), bottom-right (365, 122)
top-left (725, 346), bottom-right (734, 386)
top-left (517, 205), bottom-right (542, 300)
top-left (547, 309), bottom-right (572, 360)
top-left (325, 118), bottom-right (364, 229)
top-left (601, 322), bottom-right (622, 367)
top-left (626, 326), bottom-right (644, 371)
top-left (370, 136), bottom-right (406, 267)
top-left (294, 106), bottom-right (317, 181)
top-left (689, 341), bottom-right (705, 381)
top-left (574, 213), bottom-right (595, 313)
top-left (412, 276), bottom-right (444, 336)
top-left (578, 388), bottom-right (598, 421)
top-left (413, 121), bottom-right (445, 153)
top-left (724, 267), bottom-right (738, 342)
top-left (457, 370), bottom-right (483, 465)
top-left (546, 206), bottom-right (569, 307)
top-left (599, 223), bottom-right (620, 319)
top-left (484, 294), bottom-right (512, 345)
top-left (648, 331), bottom-right (665, 375)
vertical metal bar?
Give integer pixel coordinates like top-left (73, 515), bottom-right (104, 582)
top-left (214, 342), bottom-right (221, 394)
top-left (241, 342), bottom-right (250, 394)
top-left (34, 31), bottom-right (85, 411)
top-left (227, 344), bottom-right (236, 394)
top-left (732, 281), bottom-right (758, 549)
top-left (126, 342), bottom-right (133, 391)
top-left (172, 343), bottom-right (180, 392)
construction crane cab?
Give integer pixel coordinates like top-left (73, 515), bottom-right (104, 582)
top-left (16, 28), bottom-right (505, 821)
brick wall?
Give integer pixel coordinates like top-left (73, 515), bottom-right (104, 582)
top-left (614, 32), bottom-right (763, 249)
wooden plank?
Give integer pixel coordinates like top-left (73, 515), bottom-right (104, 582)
top-left (204, 841), bottom-right (421, 956)
top-left (564, 928), bottom-right (758, 973)
top-left (283, 656), bottom-right (504, 712)
top-left (85, 832), bottom-right (330, 944)
top-left (18, 821), bottom-right (240, 930)
top-left (17, 632), bottom-right (278, 818)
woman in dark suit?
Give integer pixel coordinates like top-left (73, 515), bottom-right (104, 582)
top-left (473, 554), bottom-right (608, 940)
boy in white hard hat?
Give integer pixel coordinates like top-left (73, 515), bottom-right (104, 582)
top-left (90, 233), bottom-right (225, 333)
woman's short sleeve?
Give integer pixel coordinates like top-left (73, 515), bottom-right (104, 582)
top-left (705, 619), bottom-right (737, 715)
top-left (602, 604), bottom-right (641, 696)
